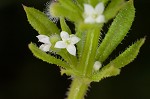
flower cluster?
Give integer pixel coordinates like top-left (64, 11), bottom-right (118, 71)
top-left (37, 31), bottom-right (80, 56)
top-left (37, 2), bottom-right (105, 55)
top-left (36, 2), bottom-right (105, 71)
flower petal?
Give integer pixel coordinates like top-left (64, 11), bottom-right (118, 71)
top-left (96, 15), bottom-right (105, 23)
top-left (36, 35), bottom-right (50, 44)
top-left (70, 35), bottom-right (80, 44)
top-left (60, 31), bottom-right (69, 41)
top-left (66, 44), bottom-right (76, 56)
top-left (84, 16), bottom-right (95, 23)
top-left (93, 61), bottom-right (102, 71)
top-left (54, 41), bottom-right (66, 48)
top-left (39, 44), bottom-right (51, 52)
top-left (84, 4), bottom-right (95, 15)
top-left (95, 3), bottom-right (104, 15)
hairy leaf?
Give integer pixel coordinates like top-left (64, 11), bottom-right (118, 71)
top-left (104, 0), bottom-right (126, 21)
top-left (96, 0), bottom-right (135, 62)
top-left (24, 6), bottom-right (59, 36)
top-left (50, 3), bottom-right (83, 23)
top-left (59, 0), bottom-right (81, 13)
top-left (107, 38), bottom-right (145, 68)
top-left (91, 65), bottom-right (120, 82)
top-left (29, 43), bottom-right (70, 69)
top-left (92, 38), bottom-right (145, 82)
top-left (57, 49), bottom-right (78, 69)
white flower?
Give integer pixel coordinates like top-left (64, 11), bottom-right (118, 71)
top-left (83, 2), bottom-right (105, 23)
top-left (54, 31), bottom-right (80, 56)
top-left (93, 61), bottom-right (102, 71)
top-left (36, 35), bottom-right (51, 52)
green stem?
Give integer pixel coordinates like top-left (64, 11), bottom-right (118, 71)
top-left (67, 77), bottom-right (90, 99)
top-left (78, 25), bottom-right (102, 76)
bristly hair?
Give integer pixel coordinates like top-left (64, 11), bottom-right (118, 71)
top-left (43, 0), bottom-right (59, 23)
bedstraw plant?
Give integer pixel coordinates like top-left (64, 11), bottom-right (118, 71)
top-left (23, 0), bottom-right (145, 99)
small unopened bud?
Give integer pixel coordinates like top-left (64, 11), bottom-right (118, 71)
top-left (93, 61), bottom-right (102, 71)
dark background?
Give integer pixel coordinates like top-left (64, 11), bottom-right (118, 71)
top-left (0, 0), bottom-right (149, 99)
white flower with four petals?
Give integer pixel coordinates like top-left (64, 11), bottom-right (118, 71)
top-left (83, 2), bottom-right (105, 23)
top-left (36, 35), bottom-right (51, 52)
top-left (54, 31), bottom-right (80, 56)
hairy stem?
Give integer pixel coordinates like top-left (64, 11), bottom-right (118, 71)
top-left (67, 77), bottom-right (90, 99)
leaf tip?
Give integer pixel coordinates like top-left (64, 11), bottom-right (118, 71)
top-left (138, 37), bottom-right (146, 47)
top-left (128, 0), bottom-right (134, 3)
top-left (22, 4), bottom-right (27, 11)
top-left (28, 42), bottom-right (34, 49)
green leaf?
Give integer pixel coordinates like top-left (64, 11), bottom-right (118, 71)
top-left (23, 6), bottom-right (59, 36)
top-left (92, 38), bottom-right (145, 82)
top-left (60, 17), bottom-right (71, 34)
top-left (104, 0), bottom-right (126, 21)
top-left (57, 49), bottom-right (78, 69)
top-left (107, 38), bottom-right (145, 69)
top-left (50, 2), bottom-right (83, 23)
top-left (61, 69), bottom-right (74, 76)
top-left (59, 0), bottom-right (81, 13)
top-left (96, 0), bottom-right (135, 63)
top-left (91, 65), bottom-right (120, 82)
top-left (29, 43), bottom-right (70, 69)
top-left (60, 69), bottom-right (80, 77)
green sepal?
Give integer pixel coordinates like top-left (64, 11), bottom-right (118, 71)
top-left (23, 6), bottom-right (59, 36)
top-left (60, 17), bottom-right (71, 34)
top-left (91, 65), bottom-right (120, 82)
top-left (49, 34), bottom-right (61, 49)
top-left (107, 38), bottom-right (145, 69)
top-left (104, 0), bottom-right (126, 21)
top-left (96, 0), bottom-right (135, 63)
top-left (28, 43), bottom-right (70, 69)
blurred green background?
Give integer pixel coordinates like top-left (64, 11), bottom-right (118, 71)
top-left (0, 0), bottom-right (149, 99)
